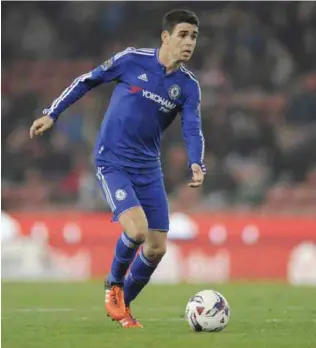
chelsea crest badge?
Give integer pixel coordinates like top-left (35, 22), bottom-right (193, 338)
top-left (168, 84), bottom-right (181, 100)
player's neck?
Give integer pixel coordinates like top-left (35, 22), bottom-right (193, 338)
top-left (158, 47), bottom-right (181, 74)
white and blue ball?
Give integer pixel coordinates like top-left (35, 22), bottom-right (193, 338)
top-left (185, 290), bottom-right (230, 332)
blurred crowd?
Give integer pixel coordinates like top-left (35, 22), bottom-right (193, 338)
top-left (2, 1), bottom-right (316, 214)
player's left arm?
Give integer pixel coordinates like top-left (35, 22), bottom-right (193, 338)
top-left (181, 80), bottom-right (206, 188)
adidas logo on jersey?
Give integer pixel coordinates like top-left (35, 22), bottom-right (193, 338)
top-left (137, 73), bottom-right (148, 82)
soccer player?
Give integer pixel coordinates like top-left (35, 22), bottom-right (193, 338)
top-left (30, 9), bottom-right (205, 328)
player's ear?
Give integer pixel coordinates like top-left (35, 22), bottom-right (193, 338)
top-left (161, 30), bottom-right (170, 44)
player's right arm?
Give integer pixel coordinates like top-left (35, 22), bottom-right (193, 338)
top-left (30, 48), bottom-right (134, 138)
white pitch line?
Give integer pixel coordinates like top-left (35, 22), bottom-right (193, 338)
top-left (2, 313), bottom-right (316, 324)
top-left (15, 308), bottom-right (74, 313)
top-left (6, 306), bottom-right (182, 313)
top-left (6, 305), bottom-right (309, 313)
top-left (4, 306), bottom-right (316, 326)
top-left (266, 318), bottom-right (316, 323)
top-left (144, 317), bottom-right (185, 322)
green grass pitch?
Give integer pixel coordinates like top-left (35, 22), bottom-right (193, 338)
top-left (2, 281), bottom-right (316, 348)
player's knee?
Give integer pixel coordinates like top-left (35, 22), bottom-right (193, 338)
top-left (143, 243), bottom-right (167, 261)
top-left (126, 219), bottom-right (148, 243)
top-left (130, 227), bottom-right (148, 243)
top-left (119, 207), bottom-right (148, 243)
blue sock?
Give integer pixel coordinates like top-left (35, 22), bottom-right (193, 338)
top-left (124, 248), bottom-right (161, 306)
top-left (106, 232), bottom-right (142, 286)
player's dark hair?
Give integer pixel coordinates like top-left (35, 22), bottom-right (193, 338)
top-left (162, 9), bottom-right (199, 33)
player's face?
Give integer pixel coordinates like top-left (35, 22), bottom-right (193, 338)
top-left (164, 23), bottom-right (198, 62)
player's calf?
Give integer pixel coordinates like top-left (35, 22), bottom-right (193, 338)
top-left (105, 207), bottom-right (149, 321)
top-left (107, 207), bottom-right (148, 287)
top-left (124, 231), bottom-right (168, 306)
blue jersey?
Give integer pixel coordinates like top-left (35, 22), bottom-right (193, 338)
top-left (43, 47), bottom-right (206, 172)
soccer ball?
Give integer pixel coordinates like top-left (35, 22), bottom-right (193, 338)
top-left (185, 290), bottom-right (230, 332)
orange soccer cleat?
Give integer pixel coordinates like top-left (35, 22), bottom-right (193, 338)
top-left (105, 283), bottom-right (125, 321)
top-left (118, 306), bottom-right (144, 328)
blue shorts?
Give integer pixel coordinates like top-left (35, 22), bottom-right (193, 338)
top-left (96, 165), bottom-right (169, 231)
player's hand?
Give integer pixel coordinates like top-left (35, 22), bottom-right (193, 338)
top-left (30, 116), bottom-right (54, 138)
top-left (188, 163), bottom-right (204, 188)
